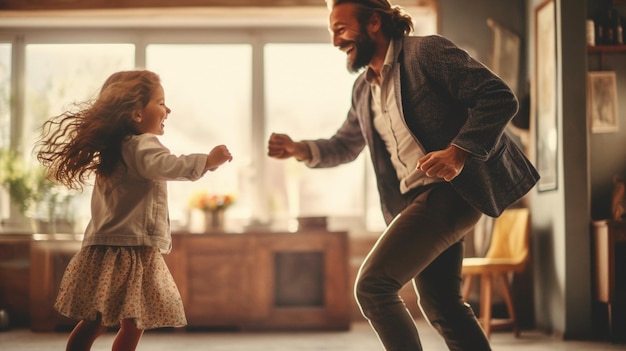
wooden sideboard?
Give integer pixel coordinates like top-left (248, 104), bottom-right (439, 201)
top-left (29, 235), bottom-right (83, 331)
top-left (0, 235), bottom-right (31, 328)
top-left (26, 231), bottom-right (350, 332)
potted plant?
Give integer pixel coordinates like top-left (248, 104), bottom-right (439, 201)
top-left (0, 148), bottom-right (77, 233)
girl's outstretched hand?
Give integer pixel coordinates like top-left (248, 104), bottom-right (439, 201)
top-left (206, 145), bottom-right (233, 172)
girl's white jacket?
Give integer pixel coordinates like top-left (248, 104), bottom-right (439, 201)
top-left (82, 133), bottom-right (208, 254)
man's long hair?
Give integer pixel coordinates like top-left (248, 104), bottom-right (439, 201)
top-left (327, 0), bottom-right (414, 39)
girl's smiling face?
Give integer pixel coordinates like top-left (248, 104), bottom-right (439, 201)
top-left (134, 84), bottom-right (170, 135)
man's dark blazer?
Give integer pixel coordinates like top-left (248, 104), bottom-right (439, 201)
top-left (309, 35), bottom-right (540, 222)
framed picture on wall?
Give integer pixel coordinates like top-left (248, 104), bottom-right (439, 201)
top-left (587, 71), bottom-right (619, 133)
top-left (534, 0), bottom-right (558, 192)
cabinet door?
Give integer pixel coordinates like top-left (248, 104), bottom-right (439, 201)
top-left (247, 232), bottom-right (350, 330)
top-left (180, 235), bottom-right (251, 328)
top-left (30, 240), bottom-right (81, 331)
top-left (592, 220), bottom-right (626, 342)
top-left (593, 220), bottom-right (626, 303)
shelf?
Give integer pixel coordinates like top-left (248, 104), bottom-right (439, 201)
top-left (587, 45), bottom-right (626, 54)
top-left (587, 45), bottom-right (626, 70)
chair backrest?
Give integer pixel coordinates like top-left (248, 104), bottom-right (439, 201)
top-left (484, 208), bottom-right (530, 268)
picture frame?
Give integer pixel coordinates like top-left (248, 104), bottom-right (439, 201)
top-left (534, 0), bottom-right (558, 192)
top-left (587, 71), bottom-right (619, 133)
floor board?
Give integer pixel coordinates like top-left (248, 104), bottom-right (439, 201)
top-left (1, 320), bottom-right (625, 351)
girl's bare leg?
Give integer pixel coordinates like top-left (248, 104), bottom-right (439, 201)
top-left (66, 319), bottom-right (107, 351)
top-left (111, 318), bottom-right (144, 351)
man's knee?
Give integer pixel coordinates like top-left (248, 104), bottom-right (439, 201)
top-left (419, 295), bottom-right (474, 324)
top-left (354, 271), bottom-right (402, 310)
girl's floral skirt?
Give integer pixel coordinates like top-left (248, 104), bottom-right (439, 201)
top-left (54, 245), bottom-right (187, 330)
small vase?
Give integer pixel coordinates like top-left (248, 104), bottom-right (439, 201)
top-left (204, 209), bottom-right (225, 232)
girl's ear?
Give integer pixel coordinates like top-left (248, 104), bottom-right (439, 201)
top-left (133, 112), bottom-right (142, 123)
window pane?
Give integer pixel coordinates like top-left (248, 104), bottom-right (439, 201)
top-left (265, 43), bottom-right (371, 230)
top-left (25, 44), bottom-right (135, 151)
top-left (24, 44), bottom-right (135, 229)
top-left (0, 43), bottom-right (10, 150)
top-left (0, 43), bottom-right (11, 220)
top-left (146, 44), bottom-right (252, 230)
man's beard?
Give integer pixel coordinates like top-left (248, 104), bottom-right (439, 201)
top-left (346, 32), bottom-right (377, 73)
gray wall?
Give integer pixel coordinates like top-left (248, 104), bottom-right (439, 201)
top-left (440, 0), bottom-right (615, 340)
top-left (439, 0), bottom-right (528, 96)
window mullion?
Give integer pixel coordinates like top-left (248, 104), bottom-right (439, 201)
top-left (251, 36), bottom-right (268, 224)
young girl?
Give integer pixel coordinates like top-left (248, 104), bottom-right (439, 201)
top-left (35, 70), bottom-right (233, 351)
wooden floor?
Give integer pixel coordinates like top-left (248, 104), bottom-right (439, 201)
top-left (2, 319), bottom-right (626, 351)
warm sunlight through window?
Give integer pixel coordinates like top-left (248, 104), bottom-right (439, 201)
top-left (0, 43), bottom-right (9, 151)
top-left (0, 43), bottom-right (10, 220)
top-left (146, 44), bottom-right (252, 229)
top-left (264, 43), bottom-right (377, 230)
top-left (24, 44), bottom-right (134, 227)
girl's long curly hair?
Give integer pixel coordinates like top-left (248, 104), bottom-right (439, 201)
top-left (35, 70), bottom-right (161, 191)
top-left (327, 0), bottom-right (414, 39)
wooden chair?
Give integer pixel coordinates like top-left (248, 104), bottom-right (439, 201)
top-left (461, 207), bottom-right (531, 339)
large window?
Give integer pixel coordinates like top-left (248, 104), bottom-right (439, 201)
top-left (0, 7), bottom-right (437, 235)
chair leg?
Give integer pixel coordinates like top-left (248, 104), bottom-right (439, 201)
top-left (498, 273), bottom-right (519, 337)
top-left (479, 274), bottom-right (493, 339)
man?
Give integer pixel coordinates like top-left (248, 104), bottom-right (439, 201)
top-left (267, 0), bottom-right (539, 350)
